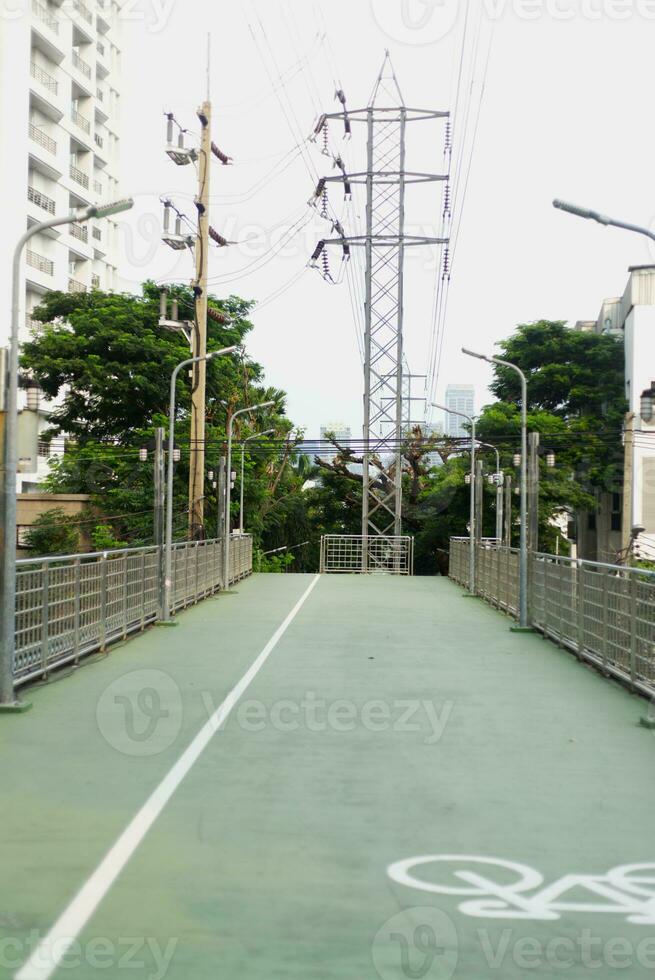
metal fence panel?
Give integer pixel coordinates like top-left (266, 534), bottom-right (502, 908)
top-left (320, 535), bottom-right (414, 575)
top-left (13, 536), bottom-right (253, 687)
top-left (449, 539), bottom-right (655, 698)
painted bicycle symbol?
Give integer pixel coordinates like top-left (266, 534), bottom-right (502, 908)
top-left (387, 855), bottom-right (655, 924)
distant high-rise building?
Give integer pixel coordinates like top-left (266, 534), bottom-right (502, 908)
top-left (320, 423), bottom-right (352, 443)
top-left (445, 385), bottom-right (475, 438)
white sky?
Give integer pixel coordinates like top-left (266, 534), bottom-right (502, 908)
top-left (119, 0), bottom-right (655, 438)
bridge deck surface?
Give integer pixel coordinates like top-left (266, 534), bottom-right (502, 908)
top-left (0, 573), bottom-right (653, 979)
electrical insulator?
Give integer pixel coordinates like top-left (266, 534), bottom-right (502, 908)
top-left (159, 289), bottom-right (168, 318)
top-left (546, 452), bottom-right (556, 469)
top-left (139, 448), bottom-right (148, 462)
top-left (322, 121), bottom-right (329, 156)
top-left (310, 241), bottom-right (325, 266)
top-left (175, 216), bottom-right (182, 237)
top-left (488, 474), bottom-right (495, 486)
top-left (173, 449), bottom-right (181, 463)
top-left (208, 471), bottom-right (214, 482)
top-left (513, 454), bottom-right (521, 467)
top-left (442, 247), bottom-right (450, 280)
top-left (320, 188), bottom-right (329, 221)
top-left (465, 473), bottom-right (471, 485)
top-left (163, 201), bottom-right (171, 233)
top-left (171, 298), bottom-right (179, 321)
top-left (178, 130), bottom-right (185, 151)
top-left (444, 120), bottom-right (452, 154)
top-left (209, 227), bottom-right (229, 247)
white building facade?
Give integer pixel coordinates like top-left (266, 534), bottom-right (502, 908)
top-left (0, 0), bottom-right (123, 490)
top-left (575, 265), bottom-right (655, 562)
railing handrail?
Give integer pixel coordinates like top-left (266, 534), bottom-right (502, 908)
top-left (16, 534), bottom-right (253, 567)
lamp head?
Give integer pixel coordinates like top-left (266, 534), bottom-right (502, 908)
top-left (88, 197), bottom-right (134, 220)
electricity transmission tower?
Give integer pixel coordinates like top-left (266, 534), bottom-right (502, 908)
top-left (314, 54), bottom-right (449, 547)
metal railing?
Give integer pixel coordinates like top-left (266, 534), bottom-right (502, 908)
top-left (72, 50), bottom-right (92, 79)
top-left (32, 0), bottom-right (59, 33)
top-left (26, 249), bottom-right (54, 276)
top-left (70, 164), bottom-right (90, 188)
top-left (69, 222), bottom-right (88, 243)
top-left (71, 108), bottom-right (91, 134)
top-left (13, 535), bottom-right (253, 688)
top-left (30, 61), bottom-right (58, 94)
top-left (68, 278), bottom-right (87, 293)
top-left (29, 122), bottom-right (57, 155)
top-left (72, 0), bottom-right (93, 24)
top-left (28, 185), bottom-right (56, 215)
top-left (449, 538), bottom-right (655, 698)
top-left (320, 534), bottom-right (414, 575)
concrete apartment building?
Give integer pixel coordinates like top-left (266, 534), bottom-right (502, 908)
top-left (574, 265), bottom-right (655, 562)
top-left (0, 0), bottom-right (123, 490)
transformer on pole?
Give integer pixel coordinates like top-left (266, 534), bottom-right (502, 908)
top-left (313, 54), bottom-right (449, 557)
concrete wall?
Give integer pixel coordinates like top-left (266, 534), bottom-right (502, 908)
top-left (16, 493), bottom-right (92, 556)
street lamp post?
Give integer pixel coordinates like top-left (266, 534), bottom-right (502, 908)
top-left (478, 441), bottom-right (503, 542)
top-left (462, 347), bottom-right (529, 629)
top-left (433, 402), bottom-right (476, 595)
top-left (0, 199), bottom-right (134, 710)
top-left (239, 429), bottom-right (275, 535)
top-left (223, 402), bottom-right (275, 590)
top-left (553, 200), bottom-right (655, 243)
top-left (163, 347), bottom-right (237, 622)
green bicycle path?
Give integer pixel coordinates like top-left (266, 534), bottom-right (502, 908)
top-left (0, 574), bottom-right (653, 978)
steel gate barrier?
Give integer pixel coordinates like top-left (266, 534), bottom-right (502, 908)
top-left (320, 535), bottom-right (414, 575)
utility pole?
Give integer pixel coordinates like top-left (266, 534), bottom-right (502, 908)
top-left (153, 428), bottom-right (165, 616)
top-left (475, 460), bottom-right (484, 542)
top-left (528, 432), bottom-right (540, 555)
top-left (621, 413), bottom-right (635, 555)
top-left (217, 457), bottom-right (226, 547)
top-left (504, 474), bottom-right (513, 547)
top-left (189, 99), bottom-right (212, 539)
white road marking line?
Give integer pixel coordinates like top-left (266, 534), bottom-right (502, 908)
top-left (16, 575), bottom-right (321, 980)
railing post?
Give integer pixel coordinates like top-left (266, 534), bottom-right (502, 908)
top-left (41, 562), bottom-right (49, 674)
top-left (576, 560), bottom-right (584, 659)
top-left (122, 553), bottom-right (129, 639)
top-left (601, 569), bottom-right (609, 671)
top-left (99, 553), bottom-right (108, 652)
top-left (141, 551), bottom-right (147, 629)
top-left (629, 571), bottom-right (637, 687)
top-left (73, 558), bottom-right (81, 663)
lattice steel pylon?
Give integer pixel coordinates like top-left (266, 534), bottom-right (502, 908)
top-left (315, 54), bottom-right (449, 556)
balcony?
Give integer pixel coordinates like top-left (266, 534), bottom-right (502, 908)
top-left (68, 278), bottom-right (87, 293)
top-left (72, 0), bottom-right (93, 25)
top-left (72, 51), bottom-right (92, 79)
top-left (69, 164), bottom-right (90, 189)
top-left (69, 223), bottom-right (89, 243)
top-left (71, 108), bottom-right (91, 134)
top-left (29, 122), bottom-right (57, 155)
top-left (27, 249), bottom-right (54, 276)
top-left (30, 61), bottom-right (58, 95)
top-left (31, 0), bottom-right (59, 34)
top-left (28, 185), bottom-right (56, 215)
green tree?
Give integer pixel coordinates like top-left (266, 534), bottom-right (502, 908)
top-left (477, 320), bottom-right (626, 550)
top-left (24, 509), bottom-right (80, 557)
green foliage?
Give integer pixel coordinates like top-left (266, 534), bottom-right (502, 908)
top-left (90, 525), bottom-right (128, 552)
top-left (23, 508), bottom-right (80, 557)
